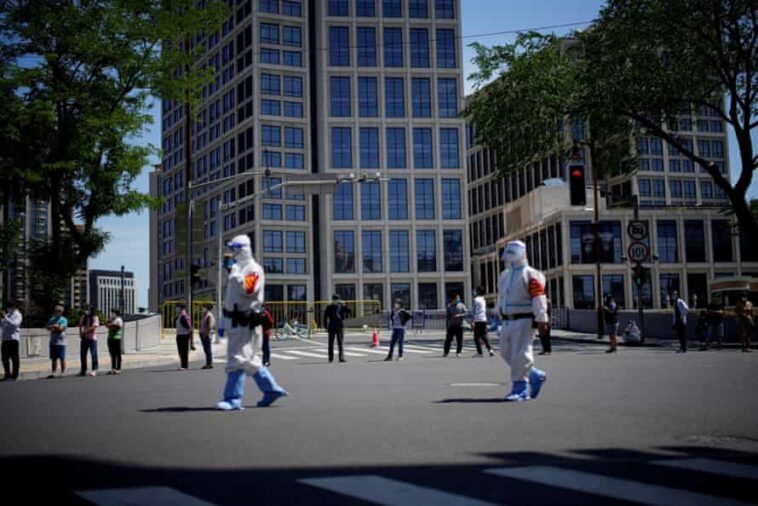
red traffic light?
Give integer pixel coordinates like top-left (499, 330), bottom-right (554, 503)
top-left (571, 168), bottom-right (584, 178)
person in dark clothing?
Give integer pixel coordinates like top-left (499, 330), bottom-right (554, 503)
top-left (443, 294), bottom-right (467, 357)
top-left (261, 306), bottom-right (274, 366)
top-left (602, 295), bottom-right (619, 353)
top-left (323, 294), bottom-right (351, 363)
top-left (538, 297), bottom-right (552, 355)
top-left (385, 299), bottom-right (411, 361)
top-left (472, 287), bottom-right (494, 357)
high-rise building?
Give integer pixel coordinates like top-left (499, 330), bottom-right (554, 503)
top-left (467, 99), bottom-right (758, 310)
top-left (89, 269), bottom-right (136, 316)
top-left (151, 0), bottom-right (470, 312)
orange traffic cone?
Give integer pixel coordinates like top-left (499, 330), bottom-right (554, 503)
top-left (371, 328), bottom-right (380, 347)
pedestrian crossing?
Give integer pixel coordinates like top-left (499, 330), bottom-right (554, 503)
top-left (265, 342), bottom-right (490, 362)
top-left (75, 456), bottom-right (758, 505)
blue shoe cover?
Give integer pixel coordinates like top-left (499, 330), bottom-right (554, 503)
top-left (252, 367), bottom-right (288, 407)
top-left (505, 381), bottom-right (530, 402)
top-left (529, 368), bottom-right (547, 399)
top-left (215, 370), bottom-right (246, 410)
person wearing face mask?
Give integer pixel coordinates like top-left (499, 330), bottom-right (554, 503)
top-left (472, 287), bottom-right (494, 357)
top-left (199, 303), bottom-right (216, 369)
top-left (443, 294), bottom-right (467, 358)
top-left (105, 308), bottom-right (124, 374)
top-left (175, 303), bottom-right (192, 370)
top-left (215, 235), bottom-right (287, 410)
top-left (497, 240), bottom-right (549, 402)
top-left (385, 299), bottom-right (411, 361)
top-left (1, 300), bottom-right (23, 381)
top-left (78, 305), bottom-right (100, 377)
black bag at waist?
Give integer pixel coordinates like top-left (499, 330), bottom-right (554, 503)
top-left (223, 306), bottom-right (263, 328)
top-left (502, 313), bottom-right (534, 321)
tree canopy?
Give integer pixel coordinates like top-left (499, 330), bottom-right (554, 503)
top-left (0, 0), bottom-right (228, 310)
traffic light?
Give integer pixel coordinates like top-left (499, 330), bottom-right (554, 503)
top-left (569, 164), bottom-right (586, 206)
top-left (632, 264), bottom-right (648, 286)
top-left (190, 264), bottom-right (202, 289)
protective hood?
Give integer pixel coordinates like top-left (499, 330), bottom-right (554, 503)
top-left (501, 240), bottom-right (528, 267)
top-left (227, 234), bottom-right (253, 263)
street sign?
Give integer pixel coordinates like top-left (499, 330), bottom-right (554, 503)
top-left (627, 220), bottom-right (648, 241)
top-left (627, 241), bottom-right (650, 263)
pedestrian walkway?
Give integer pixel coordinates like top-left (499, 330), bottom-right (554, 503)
top-left (73, 454), bottom-right (758, 505)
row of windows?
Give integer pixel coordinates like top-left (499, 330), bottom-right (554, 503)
top-left (331, 126), bottom-right (460, 169)
top-left (333, 228), bottom-right (463, 273)
top-left (329, 76), bottom-right (457, 118)
top-left (260, 0), bottom-right (303, 16)
top-left (262, 257), bottom-right (307, 274)
top-left (638, 137), bottom-right (725, 158)
top-left (638, 178), bottom-right (727, 200)
top-left (329, 0), bottom-right (455, 18)
top-left (329, 26), bottom-right (456, 68)
top-left (332, 178), bottom-right (461, 220)
top-left (332, 280), bottom-right (465, 311)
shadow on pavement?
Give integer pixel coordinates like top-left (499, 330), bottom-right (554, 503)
top-left (434, 398), bottom-right (506, 404)
top-left (1, 445), bottom-right (757, 505)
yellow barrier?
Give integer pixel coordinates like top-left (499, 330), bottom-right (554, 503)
top-left (161, 299), bottom-right (215, 337)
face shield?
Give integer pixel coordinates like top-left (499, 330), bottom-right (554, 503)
top-left (501, 240), bottom-right (527, 267)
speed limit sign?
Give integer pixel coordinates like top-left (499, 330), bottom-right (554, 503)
top-left (627, 241), bottom-right (650, 263)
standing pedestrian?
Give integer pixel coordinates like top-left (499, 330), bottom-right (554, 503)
top-left (385, 299), bottom-right (411, 361)
top-left (261, 305), bottom-right (274, 367)
top-left (735, 293), bottom-right (754, 353)
top-left (443, 294), bottom-right (467, 358)
top-left (78, 305), bottom-right (100, 376)
top-left (472, 287), bottom-right (494, 357)
top-left (1, 301), bottom-right (23, 381)
top-left (672, 291), bottom-right (689, 353)
top-left (46, 305), bottom-right (68, 378)
top-left (324, 294), bottom-right (351, 363)
top-left (199, 303), bottom-right (216, 369)
top-left (538, 296), bottom-right (552, 356)
top-left (105, 308), bottom-right (124, 374)
top-left (602, 295), bottom-right (619, 353)
top-left (215, 235), bottom-right (287, 410)
top-left (702, 296), bottom-right (725, 350)
top-left (175, 303), bottom-right (192, 370)
top-left (497, 240), bottom-right (549, 402)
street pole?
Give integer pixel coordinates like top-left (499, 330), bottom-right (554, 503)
top-left (588, 141), bottom-right (603, 340)
top-left (120, 265), bottom-right (125, 314)
top-left (634, 196), bottom-right (646, 344)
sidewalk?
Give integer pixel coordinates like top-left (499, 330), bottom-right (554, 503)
top-left (7, 337), bottom-right (227, 381)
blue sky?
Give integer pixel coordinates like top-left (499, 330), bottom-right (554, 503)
top-left (89, 0), bottom-right (757, 308)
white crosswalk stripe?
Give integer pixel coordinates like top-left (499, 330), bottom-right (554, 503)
top-left (485, 466), bottom-right (752, 506)
top-left (76, 486), bottom-right (213, 506)
top-left (265, 343), bottom-right (497, 361)
top-left (269, 352), bottom-right (298, 360)
top-left (344, 346), bottom-right (390, 355)
top-left (285, 349), bottom-right (328, 358)
top-left (652, 458), bottom-right (758, 481)
top-left (299, 475), bottom-right (498, 506)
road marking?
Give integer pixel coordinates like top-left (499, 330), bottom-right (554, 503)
top-left (652, 458), bottom-right (758, 480)
top-left (395, 345), bottom-right (435, 354)
top-left (76, 486), bottom-right (213, 506)
top-left (486, 466), bottom-right (750, 506)
top-left (269, 353), bottom-right (298, 360)
top-left (344, 346), bottom-right (388, 355)
top-left (341, 350), bottom-right (368, 357)
top-left (299, 475), bottom-right (497, 506)
top-left (450, 382), bottom-right (503, 387)
top-left (285, 350), bottom-right (328, 358)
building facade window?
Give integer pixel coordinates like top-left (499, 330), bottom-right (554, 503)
top-left (386, 127), bottom-right (407, 168)
top-left (362, 230), bottom-right (383, 273)
top-left (385, 77), bottom-right (405, 117)
top-left (413, 127), bottom-right (433, 168)
top-left (412, 78), bottom-right (432, 118)
top-left (335, 283), bottom-right (356, 300)
top-left (333, 182), bottom-right (354, 220)
top-left (282, 26), bottom-right (301, 47)
top-left (657, 220), bottom-right (678, 263)
top-left (443, 230), bottom-right (463, 271)
top-left (711, 220), bottom-right (733, 262)
top-left (357, 27), bottom-right (377, 66)
top-left (572, 275), bottom-right (595, 310)
top-left (410, 28), bottom-right (430, 67)
top-left (389, 230), bottom-right (410, 272)
top-left (329, 27), bottom-right (350, 66)
top-left (360, 181), bottom-right (381, 220)
top-left (415, 178), bottom-right (435, 219)
top-left (383, 27), bottom-right (403, 67)
top-left (383, 0), bottom-right (402, 17)
top-left (329, 0), bottom-right (349, 16)
top-left (441, 178), bottom-right (461, 219)
top-left (684, 220), bottom-right (706, 262)
top-left (283, 76), bottom-right (302, 97)
top-left (387, 179), bottom-right (408, 219)
top-left (284, 126), bottom-right (303, 148)
top-left (263, 230), bottom-right (283, 253)
top-left (409, 0), bottom-right (428, 17)
top-left (359, 77), bottom-right (378, 117)
top-left (436, 28), bottom-right (456, 68)
top-left (332, 127), bottom-right (352, 168)
top-left (417, 230), bottom-right (437, 272)
top-left (360, 127), bottom-right (380, 168)
top-left (356, 0), bottom-right (375, 16)
top-left (330, 76), bottom-right (351, 117)
top-left (418, 282), bottom-right (437, 309)
top-left (286, 231), bottom-right (306, 253)
top-left (364, 283), bottom-right (384, 309)
top-left (440, 127), bottom-right (460, 168)
top-left (570, 221), bottom-right (622, 264)
top-left (391, 283), bottom-right (411, 308)
top-left (435, 0), bottom-right (454, 18)
top-left (438, 78), bottom-right (457, 117)
top-left (602, 274), bottom-right (625, 308)
top-left (334, 231), bottom-right (355, 272)
top-left (659, 273), bottom-right (680, 308)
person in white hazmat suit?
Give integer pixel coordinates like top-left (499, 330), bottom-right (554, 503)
top-left (215, 235), bottom-right (288, 410)
top-left (497, 240), bottom-right (549, 402)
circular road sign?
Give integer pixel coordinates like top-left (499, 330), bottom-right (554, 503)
top-left (627, 220), bottom-right (648, 241)
top-left (627, 241), bottom-right (650, 263)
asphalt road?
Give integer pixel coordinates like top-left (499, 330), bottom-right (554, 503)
top-left (1, 333), bottom-right (757, 505)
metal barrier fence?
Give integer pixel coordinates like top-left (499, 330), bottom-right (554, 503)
top-left (161, 300), bottom-right (215, 336)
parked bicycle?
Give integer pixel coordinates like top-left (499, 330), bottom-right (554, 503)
top-left (274, 319), bottom-right (310, 340)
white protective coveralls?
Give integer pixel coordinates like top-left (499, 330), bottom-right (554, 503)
top-left (215, 235), bottom-right (287, 410)
top-left (497, 240), bottom-right (549, 401)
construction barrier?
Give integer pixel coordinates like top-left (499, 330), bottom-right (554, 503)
top-left (160, 299), bottom-right (215, 337)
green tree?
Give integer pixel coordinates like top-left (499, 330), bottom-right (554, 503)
top-left (0, 1), bottom-right (228, 310)
top-left (581, 0), bottom-right (758, 248)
